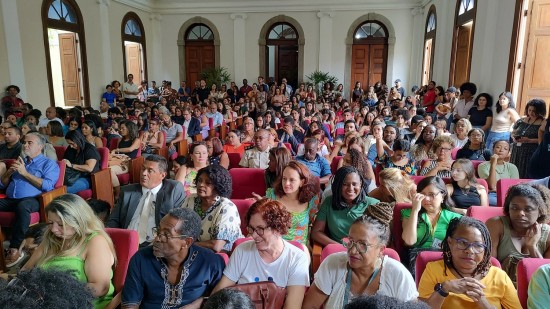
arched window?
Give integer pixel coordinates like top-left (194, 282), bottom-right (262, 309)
top-left (450, 0), bottom-right (476, 87)
top-left (122, 12), bottom-right (147, 82)
top-left (42, 0), bottom-right (89, 107)
top-left (184, 23), bottom-right (215, 88)
top-left (422, 6), bottom-right (437, 85)
top-left (265, 22), bottom-right (299, 88)
top-left (350, 20), bottom-right (389, 91)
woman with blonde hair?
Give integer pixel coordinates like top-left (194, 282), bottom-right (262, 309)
top-left (369, 168), bottom-right (416, 203)
top-left (23, 194), bottom-right (116, 309)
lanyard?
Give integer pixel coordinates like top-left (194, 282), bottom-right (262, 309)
top-left (342, 264), bottom-right (381, 306)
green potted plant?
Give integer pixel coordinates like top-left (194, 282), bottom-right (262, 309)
top-left (305, 70), bottom-right (339, 95)
top-left (199, 67), bottom-right (232, 87)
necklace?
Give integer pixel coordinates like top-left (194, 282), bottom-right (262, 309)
top-left (459, 185), bottom-right (470, 195)
top-left (495, 163), bottom-right (508, 175)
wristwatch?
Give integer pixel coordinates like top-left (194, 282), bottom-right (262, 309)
top-left (434, 283), bottom-right (449, 297)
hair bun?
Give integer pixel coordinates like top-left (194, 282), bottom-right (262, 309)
top-left (364, 202), bottom-right (394, 227)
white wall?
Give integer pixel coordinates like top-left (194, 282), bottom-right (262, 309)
top-left (2, 0), bottom-right (521, 113)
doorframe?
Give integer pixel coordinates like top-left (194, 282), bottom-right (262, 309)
top-left (41, 0), bottom-right (90, 107)
top-left (177, 17), bottom-right (221, 84)
top-left (449, 0), bottom-right (477, 86)
top-left (259, 16), bottom-right (305, 84)
top-left (345, 13), bottom-right (395, 100)
top-left (422, 5), bottom-right (437, 86)
top-left (121, 12), bottom-right (147, 82)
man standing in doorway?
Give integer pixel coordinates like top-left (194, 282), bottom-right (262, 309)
top-left (123, 74), bottom-right (139, 108)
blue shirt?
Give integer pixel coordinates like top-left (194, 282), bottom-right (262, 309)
top-left (122, 245), bottom-right (224, 309)
top-left (205, 112), bottom-right (224, 127)
top-left (102, 92), bottom-right (117, 104)
top-left (0, 154), bottom-right (59, 199)
top-left (295, 155), bottom-right (331, 178)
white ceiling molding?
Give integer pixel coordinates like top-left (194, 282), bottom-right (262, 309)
top-left (113, 0), bottom-right (153, 12)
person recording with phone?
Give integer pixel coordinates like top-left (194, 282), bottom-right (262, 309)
top-left (276, 116), bottom-right (304, 155)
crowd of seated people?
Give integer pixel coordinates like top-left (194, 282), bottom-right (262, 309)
top-left (2, 76), bottom-right (550, 308)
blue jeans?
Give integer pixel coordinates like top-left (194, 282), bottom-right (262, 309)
top-left (488, 192), bottom-right (497, 206)
top-left (67, 177), bottom-right (91, 194)
top-left (486, 131), bottom-right (510, 152)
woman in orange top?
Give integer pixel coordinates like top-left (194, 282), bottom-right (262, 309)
top-left (223, 130), bottom-right (245, 155)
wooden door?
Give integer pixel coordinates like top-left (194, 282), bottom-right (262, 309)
top-left (520, 0), bottom-right (550, 113)
top-left (278, 45), bottom-right (298, 89)
top-left (59, 33), bottom-right (81, 106)
top-left (422, 38), bottom-right (433, 85)
top-left (125, 43), bottom-right (142, 82)
top-left (351, 44), bottom-right (387, 93)
top-left (452, 23), bottom-right (473, 87)
top-left (185, 43), bottom-right (215, 88)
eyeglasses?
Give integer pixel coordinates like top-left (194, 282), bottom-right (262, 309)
top-left (452, 237), bottom-right (486, 254)
top-left (8, 277), bottom-right (44, 304)
top-left (152, 227), bottom-right (188, 243)
top-left (421, 191), bottom-right (441, 199)
top-left (246, 225), bottom-right (269, 236)
top-left (342, 239), bottom-right (377, 254)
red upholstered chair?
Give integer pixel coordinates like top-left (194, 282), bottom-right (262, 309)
top-left (75, 147), bottom-right (114, 207)
top-left (415, 250), bottom-right (501, 287)
top-left (466, 206), bottom-right (505, 223)
top-left (335, 128), bottom-right (345, 138)
top-left (451, 147), bottom-right (460, 160)
top-left (320, 244), bottom-right (401, 264)
top-left (392, 203), bottom-right (412, 260)
top-left (231, 199), bottom-right (254, 236)
top-left (229, 168), bottom-right (266, 199)
top-left (282, 142), bottom-right (292, 153)
top-left (108, 138), bottom-right (144, 186)
top-left (517, 258), bottom-right (550, 309)
top-left (54, 146), bottom-right (67, 161)
top-left (411, 175), bottom-right (424, 185)
top-left (496, 178), bottom-right (532, 207)
top-left (227, 152), bottom-right (242, 170)
top-left (105, 228), bottom-right (139, 294)
top-left (330, 156), bottom-right (342, 175)
top-left (471, 160), bottom-right (484, 177)
top-left (101, 137), bottom-right (108, 149)
top-left (217, 252), bottom-right (229, 265)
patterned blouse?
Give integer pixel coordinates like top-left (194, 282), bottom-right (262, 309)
top-left (378, 154), bottom-right (417, 175)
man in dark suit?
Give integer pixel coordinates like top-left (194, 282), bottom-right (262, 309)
top-left (106, 155), bottom-right (186, 246)
top-left (182, 107), bottom-right (201, 140)
top-left (276, 116), bottom-right (304, 155)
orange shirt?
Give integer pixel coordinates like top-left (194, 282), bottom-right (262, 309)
top-left (223, 143), bottom-right (245, 155)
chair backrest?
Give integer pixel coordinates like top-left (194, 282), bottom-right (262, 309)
top-left (229, 168), bottom-right (266, 199)
top-left (97, 147), bottom-right (110, 170)
top-left (330, 156), bottom-right (342, 175)
top-left (471, 160), bottom-right (483, 177)
top-left (101, 137), bottom-right (107, 148)
top-left (54, 146), bottom-right (67, 161)
top-left (466, 206), bottom-right (504, 223)
top-left (217, 252), bottom-right (229, 265)
top-left (160, 131), bottom-right (167, 147)
top-left (55, 160), bottom-right (66, 189)
top-left (227, 152), bottom-right (242, 170)
top-left (335, 128), bottom-right (345, 136)
top-left (320, 244), bottom-right (401, 264)
top-left (392, 203), bottom-right (412, 258)
top-left (415, 250), bottom-right (501, 287)
top-left (231, 199), bottom-right (254, 236)
top-left (109, 138), bottom-right (120, 151)
top-left (517, 258), bottom-right (550, 309)
top-left (282, 142), bottom-right (292, 153)
top-left (105, 228), bottom-right (139, 294)
top-left (496, 178), bottom-right (532, 207)
top-left (451, 147), bottom-right (460, 160)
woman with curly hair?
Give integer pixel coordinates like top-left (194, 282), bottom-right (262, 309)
top-left (304, 203), bottom-right (418, 308)
top-left (22, 194), bottom-right (116, 309)
top-left (486, 183), bottom-right (550, 282)
top-left (418, 216), bottom-right (521, 308)
top-left (410, 124), bottom-right (438, 163)
top-left (181, 165), bottom-right (242, 252)
top-left (419, 135), bottom-right (455, 178)
top-left (212, 199), bottom-right (310, 307)
top-left (254, 161), bottom-right (320, 246)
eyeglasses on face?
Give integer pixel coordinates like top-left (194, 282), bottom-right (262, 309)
top-left (421, 191), bottom-right (441, 199)
top-left (152, 227), bottom-right (188, 243)
top-left (452, 237), bottom-right (486, 254)
top-left (247, 225), bottom-right (269, 236)
top-left (342, 238), bottom-right (377, 254)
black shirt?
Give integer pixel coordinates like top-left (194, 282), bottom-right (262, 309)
top-left (196, 87), bottom-right (210, 103)
top-left (468, 107), bottom-right (493, 127)
top-left (63, 143), bottom-right (101, 175)
top-left (0, 142), bottom-right (22, 159)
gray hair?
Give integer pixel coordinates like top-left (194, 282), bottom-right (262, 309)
top-left (144, 154), bottom-right (168, 173)
top-left (168, 208), bottom-right (201, 241)
top-left (25, 132), bottom-right (47, 147)
top-left (352, 215), bottom-right (390, 246)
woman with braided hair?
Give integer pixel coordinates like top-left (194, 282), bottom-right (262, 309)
top-left (303, 202), bottom-right (418, 308)
top-left (418, 217), bottom-right (521, 309)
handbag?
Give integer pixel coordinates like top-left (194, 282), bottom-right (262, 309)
top-left (64, 167), bottom-right (82, 186)
top-left (227, 281), bottom-right (287, 309)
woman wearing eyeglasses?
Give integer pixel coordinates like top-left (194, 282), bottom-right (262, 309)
top-left (419, 135), bottom-right (455, 178)
top-left (402, 177), bottom-right (462, 271)
top-left (303, 203), bottom-right (417, 308)
top-left (418, 217), bottom-right (521, 309)
top-left (212, 199), bottom-right (310, 308)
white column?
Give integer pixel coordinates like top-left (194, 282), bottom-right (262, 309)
top-left (408, 7), bottom-right (424, 87)
top-left (149, 14), bottom-right (163, 81)
top-left (1, 0), bottom-right (26, 99)
top-left (317, 11), bottom-right (334, 72)
top-left (231, 13), bottom-right (247, 82)
top-left (97, 0), bottom-right (112, 83)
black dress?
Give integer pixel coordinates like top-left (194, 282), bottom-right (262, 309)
top-left (451, 182), bottom-right (481, 209)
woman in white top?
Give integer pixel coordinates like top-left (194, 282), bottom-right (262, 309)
top-left (450, 118), bottom-right (472, 149)
top-left (486, 92), bottom-right (520, 151)
top-left (302, 202), bottom-right (418, 308)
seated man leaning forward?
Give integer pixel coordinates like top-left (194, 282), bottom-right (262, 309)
top-left (0, 132), bottom-right (60, 267)
top-left (106, 154), bottom-right (186, 246)
top-left (295, 138), bottom-right (332, 184)
top-left (121, 208), bottom-right (225, 309)
top-left (239, 129), bottom-right (272, 169)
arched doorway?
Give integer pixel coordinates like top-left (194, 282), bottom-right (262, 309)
top-left (265, 22), bottom-right (299, 88)
top-left (184, 24), bottom-right (215, 88)
top-left (41, 0), bottom-right (89, 107)
top-left (422, 6), bottom-right (437, 86)
top-left (121, 12), bottom-right (147, 82)
top-left (449, 0), bottom-right (476, 87)
top-left (350, 21), bottom-right (389, 94)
